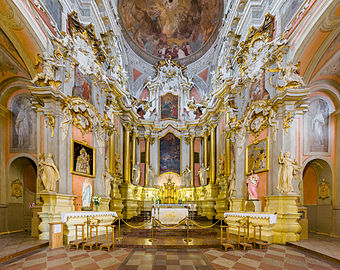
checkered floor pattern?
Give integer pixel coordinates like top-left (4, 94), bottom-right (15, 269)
top-left (0, 247), bottom-right (130, 270)
top-left (203, 245), bottom-right (340, 270)
top-left (1, 245), bottom-right (340, 269)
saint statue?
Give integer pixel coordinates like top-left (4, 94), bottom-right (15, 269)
top-left (102, 170), bottom-right (113, 198)
top-left (247, 170), bottom-right (259, 200)
top-left (76, 148), bottom-right (90, 174)
top-left (228, 159), bottom-right (236, 198)
top-left (277, 151), bottom-right (300, 194)
top-left (147, 165), bottom-right (155, 187)
top-left (197, 164), bottom-right (209, 186)
top-left (132, 162), bottom-right (141, 186)
top-left (39, 153), bottom-right (60, 192)
top-left (182, 165), bottom-right (192, 187)
top-left (82, 178), bottom-right (92, 209)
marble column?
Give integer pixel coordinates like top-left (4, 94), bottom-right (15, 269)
top-left (109, 131), bottom-right (115, 175)
top-left (0, 104), bottom-right (8, 205)
top-left (123, 124), bottom-right (131, 183)
top-left (203, 131), bottom-right (209, 168)
top-left (132, 131), bottom-right (137, 167)
top-left (189, 135), bottom-right (195, 186)
top-left (210, 126), bottom-right (216, 184)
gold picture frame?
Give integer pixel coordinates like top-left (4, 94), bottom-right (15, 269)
top-left (158, 132), bottom-right (181, 176)
top-left (71, 139), bottom-right (96, 178)
top-left (160, 93), bottom-right (179, 120)
top-left (245, 137), bottom-right (269, 175)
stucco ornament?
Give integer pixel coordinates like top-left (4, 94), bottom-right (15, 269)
top-left (61, 97), bottom-right (108, 153)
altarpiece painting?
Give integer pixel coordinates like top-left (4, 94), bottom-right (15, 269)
top-left (71, 140), bottom-right (95, 177)
top-left (159, 132), bottom-right (181, 175)
top-left (72, 66), bottom-right (93, 103)
top-left (245, 137), bottom-right (269, 175)
top-left (160, 93), bottom-right (179, 120)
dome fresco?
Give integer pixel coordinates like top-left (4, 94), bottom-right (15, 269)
top-left (119, 0), bottom-right (223, 63)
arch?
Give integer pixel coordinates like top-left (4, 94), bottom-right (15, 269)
top-left (308, 81), bottom-right (340, 109)
top-left (302, 157), bottom-right (334, 234)
top-left (6, 155), bottom-right (38, 232)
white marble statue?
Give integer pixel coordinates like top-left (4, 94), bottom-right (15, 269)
top-left (132, 162), bottom-right (141, 186)
top-left (147, 165), bottom-right (155, 187)
top-left (228, 159), bottom-right (236, 198)
top-left (102, 170), bottom-right (114, 198)
top-left (39, 153), bottom-right (60, 192)
top-left (197, 164), bottom-right (209, 186)
top-left (277, 151), bottom-right (300, 194)
top-left (182, 165), bottom-right (192, 187)
top-left (82, 178), bottom-right (92, 208)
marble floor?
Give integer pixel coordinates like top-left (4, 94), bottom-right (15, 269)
top-left (1, 244), bottom-right (339, 269)
top-left (0, 232), bottom-right (48, 263)
top-left (287, 232), bottom-right (340, 263)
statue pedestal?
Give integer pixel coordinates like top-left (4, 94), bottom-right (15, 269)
top-left (31, 205), bottom-right (42, 237)
top-left (199, 184), bottom-right (218, 219)
top-left (245, 200), bottom-right (262, 212)
top-left (110, 177), bottom-right (124, 218)
top-left (120, 182), bottom-right (138, 219)
top-left (215, 198), bottom-right (229, 219)
top-left (38, 193), bottom-right (76, 240)
top-left (265, 195), bottom-right (301, 243)
top-left (229, 198), bottom-right (245, 212)
top-left (97, 197), bottom-right (110, 212)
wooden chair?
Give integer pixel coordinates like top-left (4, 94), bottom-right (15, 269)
top-left (100, 225), bottom-right (116, 251)
top-left (238, 225), bottom-right (252, 251)
top-left (253, 225), bottom-right (269, 249)
top-left (83, 224), bottom-right (99, 250)
top-left (68, 223), bottom-right (85, 250)
top-left (220, 225), bottom-right (234, 251)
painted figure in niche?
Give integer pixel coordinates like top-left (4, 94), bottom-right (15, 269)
top-left (147, 165), bottom-right (155, 187)
top-left (73, 66), bottom-right (93, 103)
top-left (82, 178), bottom-right (92, 209)
top-left (102, 170), bottom-right (113, 198)
top-left (39, 153), bottom-right (60, 192)
top-left (311, 99), bottom-right (328, 149)
top-left (247, 170), bottom-right (259, 200)
top-left (197, 164), bottom-right (209, 186)
top-left (182, 165), bottom-right (192, 187)
top-left (277, 151), bottom-right (300, 194)
top-left (15, 103), bottom-right (31, 148)
top-left (132, 162), bottom-right (141, 186)
top-left (76, 148), bottom-right (90, 174)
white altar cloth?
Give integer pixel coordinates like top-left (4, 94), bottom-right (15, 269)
top-left (152, 207), bottom-right (188, 224)
top-left (61, 211), bottom-right (118, 222)
top-left (224, 212), bottom-right (277, 224)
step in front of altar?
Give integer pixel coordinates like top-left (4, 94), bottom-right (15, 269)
top-left (124, 227), bottom-right (218, 237)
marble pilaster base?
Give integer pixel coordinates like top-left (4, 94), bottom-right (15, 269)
top-left (264, 195), bottom-right (302, 243)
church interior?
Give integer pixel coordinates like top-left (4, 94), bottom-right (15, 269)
top-left (0, 0), bottom-right (340, 269)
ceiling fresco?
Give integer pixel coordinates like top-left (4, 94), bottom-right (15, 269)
top-left (119, 0), bottom-right (223, 64)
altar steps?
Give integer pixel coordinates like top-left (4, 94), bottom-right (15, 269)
top-left (123, 227), bottom-right (218, 237)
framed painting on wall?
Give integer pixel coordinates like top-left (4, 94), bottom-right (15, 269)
top-left (160, 93), bottom-right (179, 120)
top-left (159, 132), bottom-right (181, 175)
top-left (72, 66), bottom-right (93, 104)
top-left (71, 139), bottom-right (95, 177)
top-left (245, 137), bottom-right (269, 175)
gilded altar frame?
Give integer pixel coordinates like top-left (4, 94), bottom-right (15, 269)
top-left (158, 132), bottom-right (181, 176)
top-left (245, 137), bottom-right (269, 175)
top-left (71, 139), bottom-right (96, 177)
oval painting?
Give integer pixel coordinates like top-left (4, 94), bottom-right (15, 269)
top-left (119, 0), bottom-right (223, 63)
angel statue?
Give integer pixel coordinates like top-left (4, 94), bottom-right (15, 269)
top-left (277, 150), bottom-right (300, 194)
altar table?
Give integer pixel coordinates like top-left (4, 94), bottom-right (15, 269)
top-left (152, 206), bottom-right (188, 224)
top-left (61, 211), bottom-right (117, 243)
